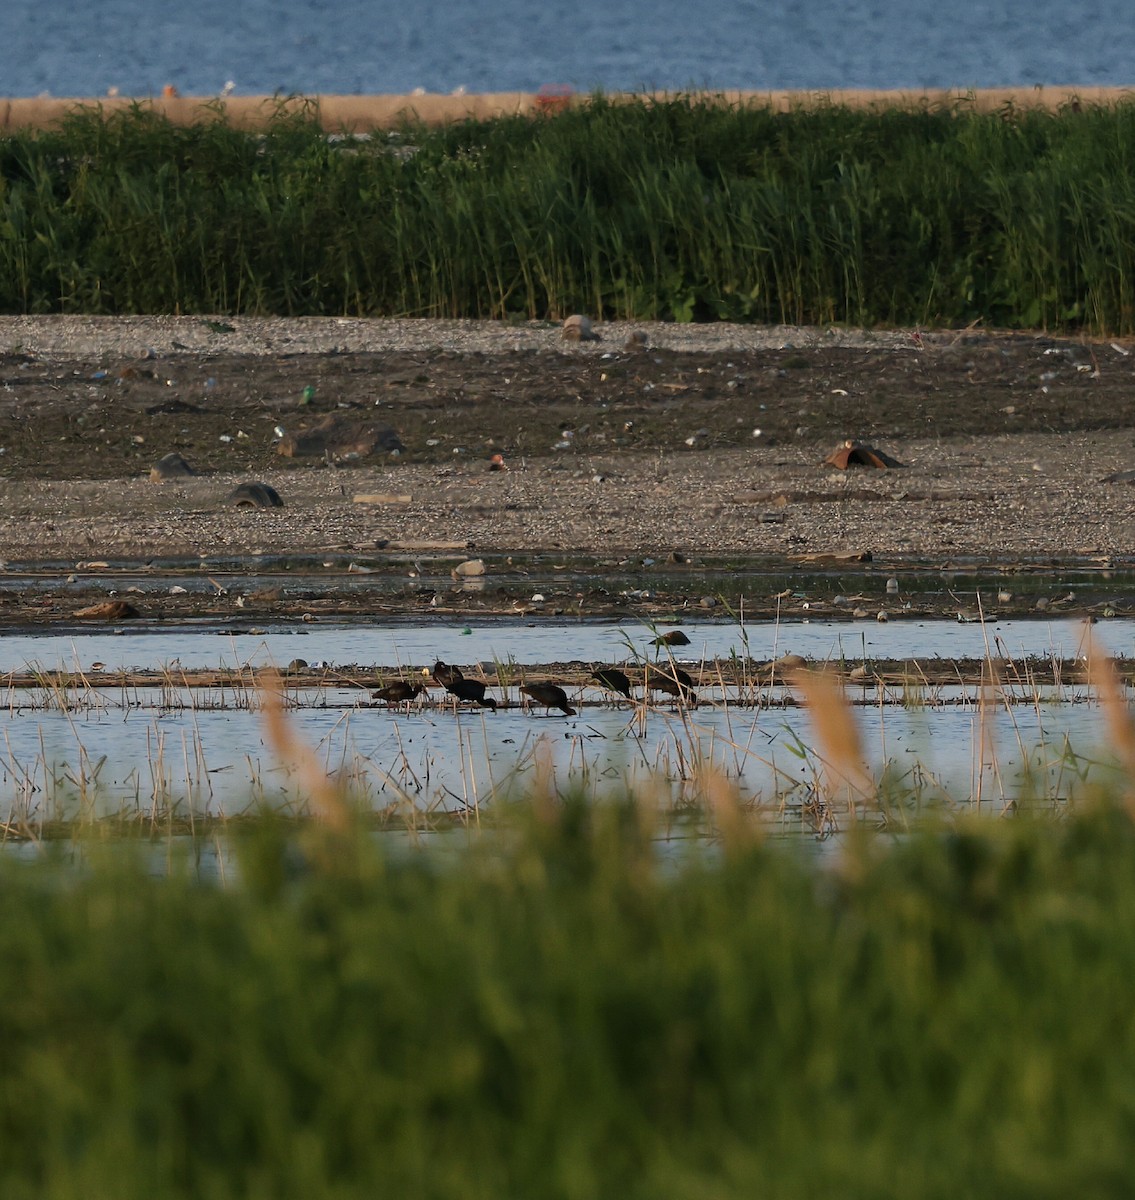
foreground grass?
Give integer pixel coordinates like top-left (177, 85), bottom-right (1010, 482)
top-left (5, 95), bottom-right (1135, 331)
top-left (1, 799), bottom-right (1134, 1198)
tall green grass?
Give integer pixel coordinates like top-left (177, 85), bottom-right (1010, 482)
top-left (0, 797), bottom-right (1134, 1198)
top-left (5, 95), bottom-right (1135, 331)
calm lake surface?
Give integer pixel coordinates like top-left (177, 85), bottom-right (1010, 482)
top-left (6, 0), bottom-right (1134, 99)
top-left (1, 614), bottom-right (1124, 675)
top-left (0, 679), bottom-right (1110, 827)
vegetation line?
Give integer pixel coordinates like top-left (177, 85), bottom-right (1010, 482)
top-left (5, 95), bottom-right (1135, 332)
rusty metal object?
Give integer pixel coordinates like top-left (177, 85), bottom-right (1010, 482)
top-left (822, 440), bottom-right (905, 470)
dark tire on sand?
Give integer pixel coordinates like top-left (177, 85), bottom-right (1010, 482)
top-left (227, 482), bottom-right (284, 508)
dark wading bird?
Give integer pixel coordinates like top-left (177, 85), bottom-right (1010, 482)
top-left (432, 660), bottom-right (464, 689)
top-left (446, 677), bottom-right (498, 711)
top-left (646, 664), bottom-right (697, 703)
top-left (652, 629), bottom-right (691, 649)
top-left (590, 667), bottom-right (633, 700)
top-left (372, 681), bottom-right (424, 706)
top-left (519, 682), bottom-right (576, 716)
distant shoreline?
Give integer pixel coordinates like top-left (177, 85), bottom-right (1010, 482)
top-left (3, 86), bottom-right (1135, 132)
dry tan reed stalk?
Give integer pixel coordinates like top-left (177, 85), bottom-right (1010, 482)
top-left (698, 763), bottom-right (760, 850)
top-left (974, 656), bottom-right (997, 806)
top-left (1081, 632), bottom-right (1135, 815)
top-left (790, 668), bottom-right (874, 811)
top-left (260, 669), bottom-right (351, 833)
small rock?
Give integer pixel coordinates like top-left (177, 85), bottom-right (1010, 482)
top-left (452, 558), bottom-right (487, 579)
top-left (149, 452), bottom-right (194, 481)
top-left (762, 653), bottom-right (807, 677)
top-left (562, 314), bottom-right (600, 343)
top-left (624, 329), bottom-right (649, 351)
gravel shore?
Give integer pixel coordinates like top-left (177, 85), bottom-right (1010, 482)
top-left (0, 315), bottom-right (1132, 591)
top-left (0, 313), bottom-right (934, 360)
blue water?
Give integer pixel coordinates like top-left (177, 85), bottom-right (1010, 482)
top-left (7, 0), bottom-right (1135, 100)
top-left (0, 616), bottom-right (1120, 821)
top-left (0, 683), bottom-right (1108, 823)
top-left (0, 616), bottom-right (1124, 674)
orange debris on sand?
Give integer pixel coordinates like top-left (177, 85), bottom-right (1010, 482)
top-left (822, 440), bottom-right (905, 470)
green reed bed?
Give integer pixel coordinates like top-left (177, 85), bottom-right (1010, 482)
top-left (6, 95), bottom-right (1135, 330)
top-left (0, 798), bottom-right (1134, 1199)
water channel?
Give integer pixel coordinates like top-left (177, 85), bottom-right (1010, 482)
top-left (0, 614), bottom-right (1125, 835)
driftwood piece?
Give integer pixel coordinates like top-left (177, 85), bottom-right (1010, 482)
top-left (789, 549), bottom-right (874, 563)
top-left (73, 600), bottom-right (141, 620)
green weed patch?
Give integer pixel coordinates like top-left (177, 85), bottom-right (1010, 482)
top-left (4, 96), bottom-right (1135, 332)
top-left (1, 800), bottom-right (1134, 1197)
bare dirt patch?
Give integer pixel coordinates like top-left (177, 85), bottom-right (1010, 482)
top-left (0, 316), bottom-right (1134, 623)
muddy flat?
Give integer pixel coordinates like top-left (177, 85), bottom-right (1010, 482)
top-left (0, 315), bottom-right (1133, 625)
